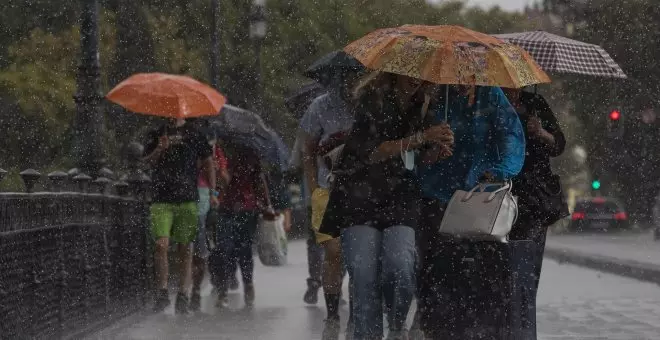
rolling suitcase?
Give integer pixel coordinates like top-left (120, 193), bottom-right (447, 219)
top-left (419, 239), bottom-right (537, 340)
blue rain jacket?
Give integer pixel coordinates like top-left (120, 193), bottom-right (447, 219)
top-left (417, 86), bottom-right (525, 202)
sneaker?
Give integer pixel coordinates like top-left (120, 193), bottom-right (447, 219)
top-left (386, 330), bottom-right (409, 340)
top-left (407, 327), bottom-right (424, 340)
top-left (303, 278), bottom-right (321, 305)
top-left (153, 289), bottom-right (170, 312)
top-left (321, 317), bottom-right (341, 340)
top-left (216, 290), bottom-right (229, 309)
top-left (244, 284), bottom-right (255, 308)
top-left (230, 274), bottom-right (240, 291)
top-left (174, 293), bottom-right (189, 315)
top-left (190, 291), bottom-right (201, 312)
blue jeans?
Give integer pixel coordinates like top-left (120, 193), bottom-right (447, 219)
top-left (341, 225), bottom-right (416, 339)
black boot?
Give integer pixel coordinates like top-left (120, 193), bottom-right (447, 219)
top-left (190, 290), bottom-right (201, 312)
top-left (153, 289), bottom-right (170, 312)
top-left (175, 292), bottom-right (189, 315)
top-left (303, 278), bottom-right (321, 305)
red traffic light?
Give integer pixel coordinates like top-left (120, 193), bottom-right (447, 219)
top-left (609, 110), bottom-right (621, 121)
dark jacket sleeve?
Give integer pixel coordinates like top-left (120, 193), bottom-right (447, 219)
top-left (533, 94), bottom-right (566, 158)
top-left (334, 104), bottom-right (380, 175)
top-left (143, 128), bottom-right (162, 156)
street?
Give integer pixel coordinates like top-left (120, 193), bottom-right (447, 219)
top-left (92, 240), bottom-right (660, 340)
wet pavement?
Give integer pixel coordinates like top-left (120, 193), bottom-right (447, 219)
top-left (93, 240), bottom-right (660, 340)
top-left (546, 230), bottom-right (660, 266)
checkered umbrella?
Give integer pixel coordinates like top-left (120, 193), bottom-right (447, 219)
top-left (494, 31), bottom-right (627, 79)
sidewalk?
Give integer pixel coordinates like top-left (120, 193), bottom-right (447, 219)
top-left (545, 230), bottom-right (660, 284)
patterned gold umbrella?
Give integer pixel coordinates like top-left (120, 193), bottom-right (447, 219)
top-left (344, 25), bottom-right (551, 88)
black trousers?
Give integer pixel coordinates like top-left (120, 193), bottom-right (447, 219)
top-left (509, 209), bottom-right (549, 291)
top-left (417, 199), bottom-right (539, 340)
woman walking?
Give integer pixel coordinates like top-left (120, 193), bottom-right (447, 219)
top-left (213, 146), bottom-right (272, 308)
top-left (319, 72), bottom-right (454, 340)
top-left (504, 88), bottom-right (567, 334)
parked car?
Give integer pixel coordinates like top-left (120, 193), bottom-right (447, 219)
top-left (568, 196), bottom-right (629, 232)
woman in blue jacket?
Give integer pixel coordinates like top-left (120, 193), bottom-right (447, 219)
top-left (413, 85), bottom-right (526, 339)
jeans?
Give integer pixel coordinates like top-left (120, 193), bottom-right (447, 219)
top-left (211, 211), bottom-right (258, 290)
top-left (342, 225), bottom-right (416, 339)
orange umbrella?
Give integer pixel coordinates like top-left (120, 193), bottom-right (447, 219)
top-left (344, 25), bottom-right (551, 88)
top-left (106, 73), bottom-right (227, 119)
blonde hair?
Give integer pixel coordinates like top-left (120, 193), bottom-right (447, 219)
top-left (351, 71), bottom-right (389, 100)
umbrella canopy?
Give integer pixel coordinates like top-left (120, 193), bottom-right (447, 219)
top-left (493, 31), bottom-right (627, 79)
top-left (106, 73), bottom-right (227, 118)
top-left (303, 50), bottom-right (366, 86)
top-left (344, 25), bottom-right (551, 88)
top-left (209, 105), bottom-right (290, 171)
top-left (284, 82), bottom-right (326, 119)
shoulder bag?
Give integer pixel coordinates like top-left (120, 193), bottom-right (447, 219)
top-left (438, 181), bottom-right (518, 243)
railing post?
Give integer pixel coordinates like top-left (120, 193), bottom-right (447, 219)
top-left (73, 173), bottom-right (93, 193)
top-left (67, 168), bottom-right (81, 192)
top-left (47, 171), bottom-right (68, 192)
top-left (123, 142), bottom-right (151, 201)
top-left (93, 177), bottom-right (112, 195)
top-left (113, 180), bottom-right (129, 197)
top-left (20, 169), bottom-right (42, 193)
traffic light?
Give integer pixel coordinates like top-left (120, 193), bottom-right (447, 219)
top-left (609, 110), bottom-right (621, 121)
top-left (591, 180), bottom-right (601, 190)
top-left (607, 109), bottom-right (624, 138)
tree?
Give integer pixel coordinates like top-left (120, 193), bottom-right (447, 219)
top-left (0, 0), bottom-right (547, 170)
top-left (544, 0), bottom-right (660, 221)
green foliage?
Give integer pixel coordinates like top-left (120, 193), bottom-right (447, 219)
top-left (0, 0), bottom-right (538, 171)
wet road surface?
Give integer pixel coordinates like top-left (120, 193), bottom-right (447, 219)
top-left (93, 240), bottom-right (660, 339)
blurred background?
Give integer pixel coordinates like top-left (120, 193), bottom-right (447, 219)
top-left (1, 0), bottom-right (659, 228)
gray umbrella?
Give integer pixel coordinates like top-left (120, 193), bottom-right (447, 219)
top-left (209, 105), bottom-right (290, 171)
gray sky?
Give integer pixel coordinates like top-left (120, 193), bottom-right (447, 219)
top-left (429, 0), bottom-right (537, 11)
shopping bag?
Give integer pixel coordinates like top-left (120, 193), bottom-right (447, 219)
top-left (257, 213), bottom-right (288, 266)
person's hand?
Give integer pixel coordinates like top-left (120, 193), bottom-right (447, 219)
top-left (157, 135), bottom-right (170, 151)
top-left (423, 124), bottom-right (454, 147)
top-left (526, 116), bottom-right (544, 138)
top-left (421, 144), bottom-right (453, 164)
top-left (480, 171), bottom-right (495, 183)
top-left (210, 193), bottom-right (219, 208)
top-left (283, 217), bottom-right (292, 233)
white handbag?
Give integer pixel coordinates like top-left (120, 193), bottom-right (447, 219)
top-left (438, 181), bottom-right (518, 243)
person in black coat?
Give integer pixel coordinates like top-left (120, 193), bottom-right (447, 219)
top-left (505, 88), bottom-right (567, 336)
top-left (505, 88), bottom-right (567, 284)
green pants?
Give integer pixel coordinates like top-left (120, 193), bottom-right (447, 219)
top-left (150, 202), bottom-right (199, 244)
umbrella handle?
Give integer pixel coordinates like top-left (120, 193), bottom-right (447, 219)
top-left (444, 85), bottom-right (449, 122)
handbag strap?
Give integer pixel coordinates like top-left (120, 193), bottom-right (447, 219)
top-left (462, 181), bottom-right (513, 202)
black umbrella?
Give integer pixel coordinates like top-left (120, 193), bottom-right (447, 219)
top-left (303, 50), bottom-right (366, 86)
top-left (284, 82), bottom-right (326, 119)
top-left (208, 105), bottom-right (291, 171)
